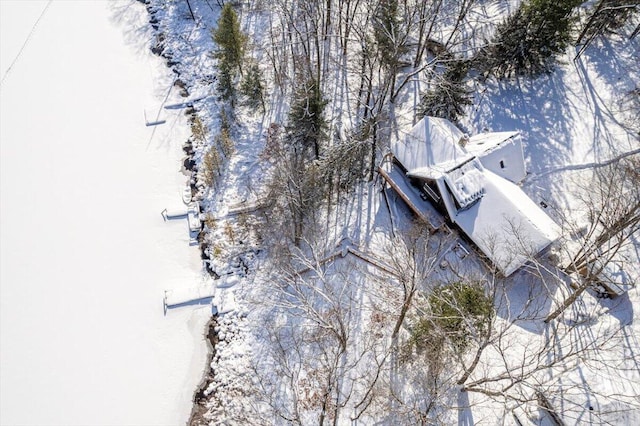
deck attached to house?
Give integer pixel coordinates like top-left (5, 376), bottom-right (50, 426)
top-left (378, 160), bottom-right (445, 231)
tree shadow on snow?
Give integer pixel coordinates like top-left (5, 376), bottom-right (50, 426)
top-left (108, 1), bottom-right (155, 57)
top-left (494, 268), bottom-right (563, 335)
top-left (570, 57), bottom-right (636, 158)
top-left (601, 292), bottom-right (634, 325)
top-left (470, 70), bottom-right (575, 209)
top-left (457, 390), bottom-right (475, 426)
top-left (579, 33), bottom-right (639, 102)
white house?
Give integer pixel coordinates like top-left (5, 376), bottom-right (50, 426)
top-left (466, 131), bottom-right (526, 184)
top-left (390, 116), bottom-right (559, 276)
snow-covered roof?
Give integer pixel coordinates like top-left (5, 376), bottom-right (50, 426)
top-left (443, 159), bottom-right (486, 210)
top-left (392, 116), bottom-right (559, 276)
top-left (454, 170), bottom-right (559, 276)
top-left (465, 131), bottom-right (519, 157)
top-left (392, 116), bottom-right (472, 173)
top-left (408, 159), bottom-right (462, 180)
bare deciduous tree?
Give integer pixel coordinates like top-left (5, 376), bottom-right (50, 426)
top-left (546, 156), bottom-right (640, 322)
top-left (248, 240), bottom-right (395, 424)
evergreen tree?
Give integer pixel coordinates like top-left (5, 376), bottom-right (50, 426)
top-left (409, 282), bottom-right (493, 358)
top-left (286, 79), bottom-right (328, 160)
top-left (212, 3), bottom-right (246, 73)
top-left (418, 60), bottom-right (472, 124)
top-left (477, 0), bottom-right (581, 78)
top-left (217, 62), bottom-right (235, 102)
top-left (211, 3), bottom-right (247, 100)
top-left (372, 0), bottom-right (410, 98)
top-left (373, 0), bottom-right (407, 70)
top-left (240, 63), bottom-right (265, 111)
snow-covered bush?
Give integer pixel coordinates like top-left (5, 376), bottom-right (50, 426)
top-left (407, 281), bottom-right (493, 360)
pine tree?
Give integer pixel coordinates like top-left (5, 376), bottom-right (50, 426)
top-left (372, 0), bottom-right (410, 98)
top-left (240, 63), bottom-right (265, 111)
top-left (212, 3), bottom-right (246, 73)
top-left (477, 0), bottom-right (581, 78)
top-left (409, 281), bottom-right (493, 358)
top-left (373, 0), bottom-right (407, 70)
top-left (418, 60), bottom-right (472, 124)
top-left (217, 62), bottom-right (235, 102)
top-left (211, 3), bottom-right (247, 100)
top-left (286, 79), bottom-right (328, 160)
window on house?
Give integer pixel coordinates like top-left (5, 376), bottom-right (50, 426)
top-left (422, 179), bottom-right (441, 203)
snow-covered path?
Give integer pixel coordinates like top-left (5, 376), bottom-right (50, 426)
top-left (1, 2), bottom-right (209, 425)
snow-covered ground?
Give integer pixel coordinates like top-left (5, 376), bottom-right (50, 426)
top-left (0, 2), bottom-right (211, 425)
top-left (75, 0), bottom-right (637, 423)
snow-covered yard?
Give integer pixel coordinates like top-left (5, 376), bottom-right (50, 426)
top-left (146, 0), bottom-right (639, 424)
top-left (3, 0), bottom-right (638, 424)
top-left (1, 2), bottom-right (210, 425)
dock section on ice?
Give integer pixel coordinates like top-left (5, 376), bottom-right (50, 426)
top-left (164, 285), bottom-right (214, 310)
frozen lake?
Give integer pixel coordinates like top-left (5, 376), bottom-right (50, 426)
top-left (1, 1), bottom-right (210, 425)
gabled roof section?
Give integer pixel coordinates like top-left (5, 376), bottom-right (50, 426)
top-left (443, 159), bottom-right (486, 210)
top-left (454, 170), bottom-right (560, 276)
top-left (392, 116), bottom-right (472, 173)
top-left (465, 131), bottom-right (519, 157)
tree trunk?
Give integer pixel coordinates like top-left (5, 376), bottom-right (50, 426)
top-left (544, 282), bottom-right (590, 323)
top-left (369, 120), bottom-right (377, 181)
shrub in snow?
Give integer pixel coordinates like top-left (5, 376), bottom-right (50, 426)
top-left (190, 116), bottom-right (208, 144)
top-left (215, 128), bottom-right (235, 158)
top-left (407, 281), bottom-right (493, 362)
top-left (201, 147), bottom-right (222, 188)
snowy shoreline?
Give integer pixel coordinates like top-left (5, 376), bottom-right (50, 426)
top-left (188, 315), bottom-right (220, 425)
top-left (138, 2), bottom-right (220, 423)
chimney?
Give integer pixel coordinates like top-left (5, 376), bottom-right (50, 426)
top-left (458, 133), bottom-right (469, 148)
